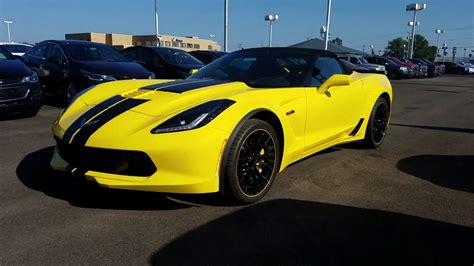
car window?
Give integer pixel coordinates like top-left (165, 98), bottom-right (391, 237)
top-left (192, 52), bottom-right (214, 64)
top-left (349, 57), bottom-right (359, 64)
top-left (121, 48), bottom-right (138, 60)
top-left (139, 48), bottom-right (158, 64)
top-left (29, 43), bottom-right (49, 58)
top-left (154, 48), bottom-right (202, 65)
top-left (46, 44), bottom-right (66, 61)
top-left (190, 51), bottom-right (312, 88)
top-left (311, 56), bottom-right (344, 86)
top-left (1, 44), bottom-right (31, 54)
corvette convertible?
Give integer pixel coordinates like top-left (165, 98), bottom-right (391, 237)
top-left (51, 48), bottom-right (392, 203)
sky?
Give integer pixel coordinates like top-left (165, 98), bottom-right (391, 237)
top-left (0, 0), bottom-right (473, 55)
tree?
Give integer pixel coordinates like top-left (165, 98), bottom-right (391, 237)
top-left (387, 37), bottom-right (408, 58)
top-left (330, 37), bottom-right (343, 46)
top-left (413, 34), bottom-right (436, 61)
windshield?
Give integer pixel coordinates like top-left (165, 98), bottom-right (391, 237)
top-left (62, 43), bottom-right (129, 62)
top-left (0, 47), bottom-right (14, 60)
top-left (2, 44), bottom-right (31, 54)
top-left (340, 59), bottom-right (357, 68)
top-left (155, 48), bottom-right (203, 65)
top-left (189, 50), bottom-right (312, 88)
top-left (358, 56), bottom-right (369, 64)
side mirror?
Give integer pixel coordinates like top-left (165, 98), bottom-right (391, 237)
top-left (317, 74), bottom-right (351, 94)
top-left (47, 57), bottom-right (62, 65)
top-left (189, 69), bottom-right (199, 75)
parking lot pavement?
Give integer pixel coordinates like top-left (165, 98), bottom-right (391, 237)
top-left (1, 75), bottom-right (473, 265)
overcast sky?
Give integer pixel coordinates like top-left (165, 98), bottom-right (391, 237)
top-left (0, 0), bottom-right (472, 54)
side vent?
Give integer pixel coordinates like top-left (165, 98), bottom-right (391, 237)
top-left (349, 118), bottom-right (364, 136)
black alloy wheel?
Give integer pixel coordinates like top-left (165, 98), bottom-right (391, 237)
top-left (65, 82), bottom-right (77, 104)
top-left (363, 97), bottom-right (390, 148)
top-left (223, 119), bottom-right (280, 203)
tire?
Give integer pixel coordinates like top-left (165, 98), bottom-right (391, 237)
top-left (223, 119), bottom-right (281, 204)
top-left (363, 97), bottom-right (390, 149)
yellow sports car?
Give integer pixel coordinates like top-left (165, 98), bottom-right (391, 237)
top-left (51, 48), bottom-right (392, 203)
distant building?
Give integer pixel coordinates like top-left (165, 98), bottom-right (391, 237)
top-left (65, 32), bottom-right (221, 51)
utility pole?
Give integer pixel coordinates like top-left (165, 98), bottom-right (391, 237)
top-left (362, 44), bottom-right (365, 53)
top-left (224, 0), bottom-right (229, 52)
top-left (3, 21), bottom-right (13, 43)
top-left (154, 0), bottom-right (160, 46)
top-left (441, 43), bottom-right (447, 62)
top-left (452, 47), bottom-right (457, 62)
top-left (324, 0), bottom-right (332, 50)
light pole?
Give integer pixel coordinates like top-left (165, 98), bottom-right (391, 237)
top-left (362, 44), bottom-right (366, 53)
top-left (154, 0), bottom-right (160, 46)
top-left (324, 0), bottom-right (332, 50)
top-left (435, 29), bottom-right (444, 59)
top-left (441, 43), bottom-right (447, 62)
top-left (406, 3), bottom-right (426, 59)
top-left (264, 15), bottom-right (278, 47)
top-left (209, 34), bottom-right (215, 41)
top-left (403, 44), bottom-right (407, 58)
top-left (3, 21), bottom-right (13, 43)
top-left (224, 0), bottom-right (229, 52)
top-left (370, 44), bottom-right (374, 55)
top-left (463, 48), bottom-right (467, 62)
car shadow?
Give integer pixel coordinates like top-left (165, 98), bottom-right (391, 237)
top-left (149, 199), bottom-right (474, 266)
top-left (397, 154), bottom-right (473, 193)
top-left (0, 111), bottom-right (38, 121)
top-left (391, 123), bottom-right (474, 134)
top-left (16, 146), bottom-right (192, 210)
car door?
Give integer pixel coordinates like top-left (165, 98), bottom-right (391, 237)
top-left (304, 56), bottom-right (364, 155)
top-left (41, 43), bottom-right (69, 96)
top-left (22, 42), bottom-right (49, 80)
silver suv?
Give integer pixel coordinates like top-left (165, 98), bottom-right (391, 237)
top-left (338, 55), bottom-right (386, 74)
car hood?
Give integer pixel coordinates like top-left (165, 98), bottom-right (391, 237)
top-left (77, 61), bottom-right (152, 79)
top-left (75, 79), bottom-right (249, 119)
top-left (359, 63), bottom-right (383, 69)
top-left (0, 59), bottom-right (33, 80)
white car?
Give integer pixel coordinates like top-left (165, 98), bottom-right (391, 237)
top-left (0, 42), bottom-right (33, 56)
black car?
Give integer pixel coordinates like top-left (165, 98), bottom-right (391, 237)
top-left (436, 62), bottom-right (473, 74)
top-left (188, 50), bottom-right (228, 64)
top-left (22, 40), bottom-right (154, 103)
top-left (0, 46), bottom-right (42, 116)
top-left (121, 46), bottom-right (204, 79)
top-left (365, 56), bottom-right (410, 79)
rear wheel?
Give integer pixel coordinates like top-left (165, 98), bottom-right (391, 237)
top-left (363, 97), bottom-right (390, 148)
top-left (223, 119), bottom-right (281, 204)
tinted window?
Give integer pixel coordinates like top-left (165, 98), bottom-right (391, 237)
top-left (153, 48), bottom-right (202, 65)
top-left (0, 48), bottom-right (12, 60)
top-left (46, 44), bottom-right (66, 62)
top-left (190, 51), bottom-right (312, 88)
top-left (62, 43), bottom-right (128, 62)
top-left (121, 48), bottom-right (138, 60)
top-left (349, 57), bottom-right (359, 64)
top-left (29, 43), bottom-right (49, 58)
top-left (192, 52), bottom-right (214, 64)
top-left (311, 56), bottom-right (344, 86)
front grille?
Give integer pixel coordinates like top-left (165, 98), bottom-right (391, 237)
top-left (56, 138), bottom-right (157, 177)
top-left (0, 87), bottom-right (29, 102)
top-left (0, 78), bottom-right (22, 86)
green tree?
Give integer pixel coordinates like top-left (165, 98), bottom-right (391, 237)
top-left (330, 37), bottom-right (343, 46)
top-left (413, 34), bottom-right (437, 60)
top-left (387, 37), bottom-right (408, 58)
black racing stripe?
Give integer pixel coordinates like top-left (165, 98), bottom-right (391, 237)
top-left (62, 95), bottom-right (124, 143)
top-left (159, 79), bottom-right (230, 93)
top-left (140, 80), bottom-right (199, 90)
top-left (70, 98), bottom-right (149, 146)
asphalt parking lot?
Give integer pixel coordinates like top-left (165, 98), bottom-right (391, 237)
top-left (1, 75), bottom-right (473, 265)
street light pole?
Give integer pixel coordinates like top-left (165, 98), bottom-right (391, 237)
top-left (224, 0), bottom-right (229, 52)
top-left (406, 3), bottom-right (426, 59)
top-left (3, 21), bottom-right (13, 43)
top-left (154, 0), bottom-right (160, 46)
top-left (435, 29), bottom-right (444, 60)
top-left (264, 15), bottom-right (278, 47)
top-left (324, 0), bottom-right (332, 50)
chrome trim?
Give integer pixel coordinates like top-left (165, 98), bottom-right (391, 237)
top-left (0, 88), bottom-right (30, 103)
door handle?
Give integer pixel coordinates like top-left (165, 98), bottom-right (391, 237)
top-left (286, 110), bottom-right (295, 116)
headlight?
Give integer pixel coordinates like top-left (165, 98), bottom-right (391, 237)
top-left (400, 66), bottom-right (408, 72)
top-left (148, 73), bottom-right (155, 79)
top-left (22, 72), bottom-right (39, 83)
top-left (151, 99), bottom-right (235, 134)
top-left (81, 70), bottom-right (116, 82)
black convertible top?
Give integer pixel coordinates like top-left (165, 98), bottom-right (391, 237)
top-left (233, 47), bottom-right (338, 58)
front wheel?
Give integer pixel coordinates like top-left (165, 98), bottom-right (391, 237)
top-left (223, 119), bottom-right (281, 204)
top-left (363, 97), bottom-right (390, 148)
top-left (64, 82), bottom-right (78, 104)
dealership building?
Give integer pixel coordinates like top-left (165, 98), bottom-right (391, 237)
top-left (65, 32), bottom-right (221, 51)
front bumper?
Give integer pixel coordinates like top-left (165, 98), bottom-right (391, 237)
top-left (0, 83), bottom-right (42, 114)
top-left (51, 125), bottom-right (230, 194)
